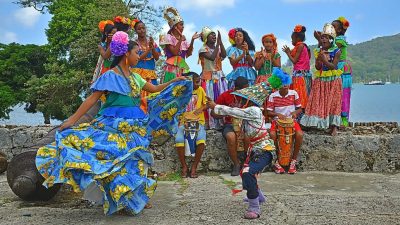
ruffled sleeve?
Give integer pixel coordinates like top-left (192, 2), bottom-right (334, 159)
top-left (90, 70), bottom-right (130, 95)
top-left (159, 33), bottom-right (172, 48)
top-left (181, 39), bottom-right (190, 51)
top-left (132, 73), bottom-right (147, 89)
top-left (226, 46), bottom-right (237, 58)
top-left (335, 35), bottom-right (348, 47)
top-left (274, 52), bottom-right (281, 59)
top-left (159, 33), bottom-right (189, 51)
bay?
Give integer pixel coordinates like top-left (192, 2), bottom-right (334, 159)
top-left (1, 84), bottom-right (399, 126)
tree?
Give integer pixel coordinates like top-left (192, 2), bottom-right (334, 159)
top-left (0, 82), bottom-right (18, 119)
top-left (0, 43), bottom-right (49, 118)
top-left (14, 0), bottom-right (164, 123)
top-left (24, 63), bottom-right (84, 123)
top-left (16, 0), bottom-right (51, 12)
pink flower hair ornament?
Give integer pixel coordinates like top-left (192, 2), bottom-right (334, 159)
top-left (110, 31), bottom-right (129, 56)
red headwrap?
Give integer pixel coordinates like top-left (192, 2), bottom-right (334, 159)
top-left (261, 33), bottom-right (278, 55)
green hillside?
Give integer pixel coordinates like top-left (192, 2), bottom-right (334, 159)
top-left (349, 33), bottom-right (400, 83)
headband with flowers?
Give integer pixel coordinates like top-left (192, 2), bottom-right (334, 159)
top-left (261, 33), bottom-right (278, 53)
top-left (293, 24), bottom-right (305, 33)
top-left (98, 20), bottom-right (114, 33)
top-left (131, 18), bottom-right (142, 29)
top-left (114, 16), bottom-right (131, 25)
top-left (228, 28), bottom-right (237, 45)
top-left (337, 16), bottom-right (350, 30)
top-left (110, 31), bottom-right (129, 56)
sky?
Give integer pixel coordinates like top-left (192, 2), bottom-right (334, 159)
top-left (1, 0), bottom-right (400, 73)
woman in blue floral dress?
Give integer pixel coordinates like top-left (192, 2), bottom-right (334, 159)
top-left (35, 31), bottom-right (192, 215)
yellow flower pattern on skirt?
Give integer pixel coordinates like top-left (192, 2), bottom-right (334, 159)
top-left (35, 79), bottom-right (193, 216)
top-left (36, 116), bottom-right (157, 216)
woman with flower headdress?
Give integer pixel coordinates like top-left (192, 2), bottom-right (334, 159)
top-left (160, 6), bottom-right (200, 83)
top-left (226, 28), bottom-right (257, 87)
top-left (35, 31), bottom-right (193, 215)
top-left (333, 17), bottom-right (352, 127)
top-left (282, 25), bottom-right (312, 112)
top-left (131, 19), bottom-right (162, 112)
top-left (314, 17), bottom-right (352, 127)
top-left (254, 33), bottom-right (281, 84)
top-left (113, 16), bottom-right (132, 32)
top-left (301, 24), bottom-right (342, 136)
top-left (198, 27), bottom-right (227, 129)
top-left (93, 20), bottom-right (117, 83)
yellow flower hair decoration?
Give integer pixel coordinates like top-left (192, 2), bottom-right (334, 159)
top-left (131, 18), bottom-right (141, 29)
top-left (337, 16), bottom-right (350, 30)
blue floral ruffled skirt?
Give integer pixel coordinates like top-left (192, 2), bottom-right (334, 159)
top-left (36, 80), bottom-right (193, 215)
top-left (226, 67), bottom-right (257, 87)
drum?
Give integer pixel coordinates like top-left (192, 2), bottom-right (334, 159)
top-left (232, 118), bottom-right (245, 152)
top-left (0, 152), bottom-right (7, 174)
top-left (183, 113), bottom-right (200, 157)
top-left (276, 118), bottom-right (295, 166)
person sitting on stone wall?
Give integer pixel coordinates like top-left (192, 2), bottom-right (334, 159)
top-left (175, 72), bottom-right (208, 178)
top-left (211, 77), bottom-right (249, 176)
top-left (266, 68), bottom-right (303, 174)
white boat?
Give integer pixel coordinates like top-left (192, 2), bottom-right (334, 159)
top-left (365, 80), bottom-right (385, 85)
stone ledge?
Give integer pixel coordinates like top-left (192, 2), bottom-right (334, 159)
top-left (0, 125), bottom-right (399, 173)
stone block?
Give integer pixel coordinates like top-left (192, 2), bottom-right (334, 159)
top-left (0, 128), bottom-right (12, 149)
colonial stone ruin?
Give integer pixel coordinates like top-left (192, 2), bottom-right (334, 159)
top-left (0, 122), bottom-right (399, 175)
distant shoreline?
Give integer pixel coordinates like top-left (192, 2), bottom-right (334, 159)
top-left (1, 84), bottom-right (399, 126)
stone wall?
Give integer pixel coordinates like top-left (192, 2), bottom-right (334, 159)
top-left (0, 124), bottom-right (399, 173)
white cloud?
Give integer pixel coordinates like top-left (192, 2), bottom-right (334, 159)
top-left (1, 32), bottom-right (18, 44)
top-left (156, 0), bottom-right (237, 16)
top-left (14, 7), bottom-right (41, 27)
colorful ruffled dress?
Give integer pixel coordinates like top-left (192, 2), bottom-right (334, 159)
top-left (290, 42), bottom-right (312, 108)
top-left (131, 40), bottom-right (162, 112)
top-left (336, 35), bottom-right (352, 126)
top-left (300, 47), bottom-right (343, 129)
top-left (131, 40), bottom-right (161, 85)
top-left (226, 46), bottom-right (257, 86)
top-left (256, 52), bottom-right (281, 84)
top-left (159, 33), bottom-right (190, 83)
top-left (199, 45), bottom-right (228, 129)
top-left (92, 42), bottom-right (114, 85)
top-left (36, 68), bottom-right (192, 215)
top-left (100, 42), bottom-right (114, 74)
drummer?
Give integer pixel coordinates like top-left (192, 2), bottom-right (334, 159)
top-left (175, 72), bottom-right (208, 178)
top-left (266, 68), bottom-right (303, 174)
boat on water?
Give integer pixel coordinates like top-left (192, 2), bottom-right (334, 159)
top-left (365, 80), bottom-right (385, 85)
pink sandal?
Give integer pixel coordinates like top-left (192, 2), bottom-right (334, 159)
top-left (244, 211), bottom-right (260, 219)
